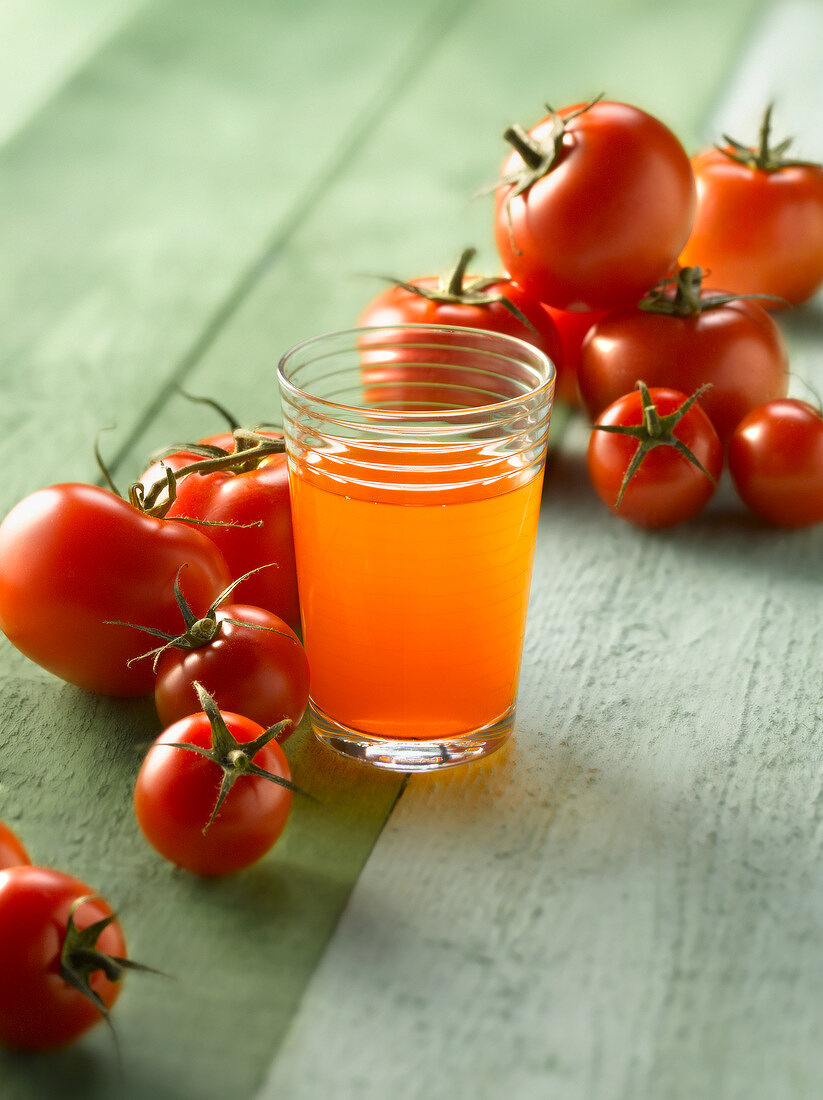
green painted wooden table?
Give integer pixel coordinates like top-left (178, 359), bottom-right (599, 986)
top-left (1, 1), bottom-right (822, 1097)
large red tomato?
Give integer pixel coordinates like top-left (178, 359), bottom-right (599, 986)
top-left (359, 247), bottom-right (562, 380)
top-left (0, 484), bottom-right (231, 695)
top-left (577, 267), bottom-right (788, 446)
top-left (493, 99), bottom-right (695, 311)
top-left (680, 106), bottom-right (823, 305)
top-left (0, 867), bottom-right (128, 1050)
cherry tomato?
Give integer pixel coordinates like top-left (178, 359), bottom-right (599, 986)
top-left (577, 269), bottom-right (788, 446)
top-left (154, 602), bottom-right (309, 732)
top-left (680, 107), bottom-right (823, 305)
top-left (728, 399), bottom-right (823, 527)
top-left (134, 699), bottom-right (294, 875)
top-left (0, 821), bottom-right (30, 869)
top-left (588, 385), bottom-right (723, 528)
top-left (141, 435), bottom-right (299, 632)
top-left (541, 304), bottom-right (606, 405)
top-left (0, 867), bottom-right (127, 1050)
top-left (493, 99), bottom-right (695, 311)
top-left (0, 485), bottom-right (231, 696)
top-left (357, 248), bottom-right (563, 404)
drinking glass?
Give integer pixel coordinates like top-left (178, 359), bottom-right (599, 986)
top-left (277, 324), bottom-right (554, 771)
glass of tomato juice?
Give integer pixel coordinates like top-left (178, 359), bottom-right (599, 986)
top-left (277, 324), bottom-right (555, 771)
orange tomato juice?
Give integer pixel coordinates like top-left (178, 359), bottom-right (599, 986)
top-left (288, 452), bottom-right (544, 740)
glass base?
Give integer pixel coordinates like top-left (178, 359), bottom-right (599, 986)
top-left (309, 701), bottom-right (515, 772)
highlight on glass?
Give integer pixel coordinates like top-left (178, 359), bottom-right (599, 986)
top-left (277, 324), bottom-right (555, 771)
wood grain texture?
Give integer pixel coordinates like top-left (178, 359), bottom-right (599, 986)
top-left (0, 0), bottom-right (146, 146)
top-left (259, 2), bottom-right (823, 1098)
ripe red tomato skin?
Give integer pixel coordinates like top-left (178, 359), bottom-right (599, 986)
top-left (587, 387), bottom-right (723, 529)
top-left (494, 100), bottom-right (695, 311)
top-left (134, 711), bottom-right (293, 876)
top-left (150, 456), bottom-right (299, 633)
top-left (577, 295), bottom-right (788, 446)
top-left (0, 821), bottom-right (30, 870)
top-left (680, 148), bottom-right (823, 305)
top-left (154, 603), bottom-right (309, 733)
top-left (358, 275), bottom-right (563, 371)
top-left (541, 304), bottom-right (607, 405)
top-left (728, 399), bottom-right (823, 527)
top-left (0, 866), bottom-right (125, 1051)
top-left (0, 485), bottom-right (231, 696)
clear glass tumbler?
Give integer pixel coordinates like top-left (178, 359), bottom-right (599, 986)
top-left (277, 324), bottom-right (554, 771)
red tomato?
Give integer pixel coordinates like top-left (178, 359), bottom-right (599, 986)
top-left (154, 602), bottom-right (309, 732)
top-left (493, 99), bottom-right (695, 311)
top-left (588, 385), bottom-right (723, 528)
top-left (134, 703), bottom-right (293, 875)
top-left (0, 485), bottom-right (231, 696)
top-left (680, 107), bottom-right (823, 305)
top-left (140, 436), bottom-right (299, 632)
top-left (541, 304), bottom-right (607, 405)
top-left (577, 270), bottom-right (788, 446)
top-left (357, 248), bottom-right (563, 404)
top-left (728, 399), bottom-right (823, 527)
top-left (0, 821), bottom-right (29, 869)
top-left (0, 867), bottom-right (127, 1050)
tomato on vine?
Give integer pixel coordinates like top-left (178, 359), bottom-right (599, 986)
top-left (680, 105), bottom-right (823, 305)
top-left (140, 430), bottom-right (299, 632)
top-left (492, 97), bottom-right (695, 311)
top-left (577, 266), bottom-right (788, 445)
top-left (134, 682), bottom-right (301, 875)
top-left (0, 867), bottom-right (153, 1050)
top-left (728, 399), bottom-right (823, 527)
top-left (588, 382), bottom-right (722, 528)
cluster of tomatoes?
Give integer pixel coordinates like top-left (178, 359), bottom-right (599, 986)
top-left (0, 422), bottom-right (312, 1048)
top-left (360, 97), bottom-right (823, 529)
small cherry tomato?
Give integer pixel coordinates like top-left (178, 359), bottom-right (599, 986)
top-left (123, 566), bottom-right (308, 734)
top-left (680, 106), bottom-right (823, 305)
top-left (0, 821), bottom-right (30, 869)
top-left (578, 267), bottom-right (788, 445)
top-left (728, 399), bottom-right (823, 527)
top-left (0, 485), bottom-right (231, 696)
top-left (134, 685), bottom-right (296, 875)
top-left (0, 867), bottom-right (128, 1050)
top-left (493, 98), bottom-right (695, 310)
top-left (588, 383), bottom-right (723, 528)
top-left (154, 602), bottom-right (309, 733)
top-left (140, 433), bottom-right (299, 632)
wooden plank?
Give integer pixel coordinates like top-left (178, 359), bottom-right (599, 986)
top-left (0, 1), bottom-right (464, 1097)
top-left (258, 1), bottom-right (823, 1098)
top-left (0, 0), bottom-right (146, 147)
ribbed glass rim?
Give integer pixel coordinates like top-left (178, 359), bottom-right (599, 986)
top-left (276, 323), bottom-right (555, 423)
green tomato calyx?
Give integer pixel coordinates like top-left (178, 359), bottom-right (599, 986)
top-left (639, 266), bottom-right (787, 316)
top-left (60, 895), bottom-right (161, 1044)
top-left (716, 103), bottom-right (822, 172)
top-left (593, 381), bottom-right (717, 508)
top-left (108, 563), bottom-right (293, 671)
top-left (373, 247), bottom-right (535, 331)
top-left (165, 682), bottom-right (306, 834)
